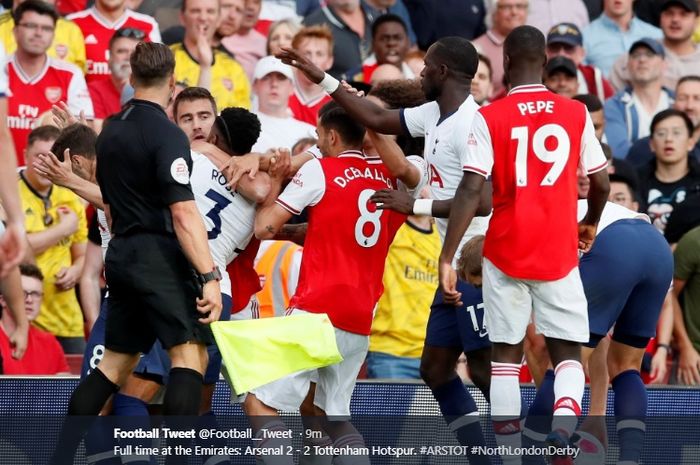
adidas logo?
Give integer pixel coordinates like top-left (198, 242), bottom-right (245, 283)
top-left (85, 34), bottom-right (98, 44)
top-left (557, 398), bottom-right (575, 409)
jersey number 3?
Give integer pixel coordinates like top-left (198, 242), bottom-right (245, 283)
top-left (511, 124), bottom-right (570, 187)
top-left (205, 189), bottom-right (232, 239)
top-left (355, 189), bottom-right (383, 248)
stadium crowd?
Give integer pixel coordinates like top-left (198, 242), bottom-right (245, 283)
top-left (1, 0), bottom-right (700, 392)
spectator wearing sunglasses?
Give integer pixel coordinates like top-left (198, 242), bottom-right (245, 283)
top-left (87, 28), bottom-right (141, 131)
top-left (17, 125), bottom-right (88, 355)
top-left (0, 0), bottom-right (86, 72)
top-left (68, 0), bottom-right (161, 84)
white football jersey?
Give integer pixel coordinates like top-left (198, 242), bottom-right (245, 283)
top-left (191, 151), bottom-right (257, 296)
top-left (97, 208), bottom-right (111, 259)
top-left (401, 96), bottom-right (490, 264)
top-left (577, 200), bottom-right (651, 235)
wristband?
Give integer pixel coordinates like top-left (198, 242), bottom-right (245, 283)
top-left (319, 73), bottom-right (340, 94)
top-left (412, 199), bottom-right (433, 216)
top-left (657, 343), bottom-right (671, 353)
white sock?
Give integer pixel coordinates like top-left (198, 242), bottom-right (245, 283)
top-left (552, 360), bottom-right (585, 437)
top-left (491, 362), bottom-right (522, 465)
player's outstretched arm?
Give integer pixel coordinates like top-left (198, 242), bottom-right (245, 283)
top-left (277, 48), bottom-right (403, 135)
top-left (370, 181), bottom-right (492, 217)
top-left (438, 172), bottom-right (485, 305)
top-left (367, 130), bottom-right (422, 188)
top-left (579, 169), bottom-right (610, 252)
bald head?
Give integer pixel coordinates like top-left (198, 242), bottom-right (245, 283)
top-left (504, 25), bottom-right (546, 75)
top-left (431, 36), bottom-right (479, 80)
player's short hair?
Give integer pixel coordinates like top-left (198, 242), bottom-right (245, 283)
top-left (27, 125), bottom-right (60, 148)
top-left (650, 108), bottom-right (694, 137)
top-left (456, 235), bottom-right (485, 281)
top-left (371, 13), bottom-right (408, 39)
top-left (431, 36), bottom-right (479, 79)
top-left (130, 42), bottom-right (175, 88)
top-left (504, 25), bottom-right (546, 69)
top-left (19, 263), bottom-right (44, 282)
top-left (292, 24), bottom-right (334, 52)
top-left (51, 124), bottom-right (97, 161)
top-left (14, 0), bottom-right (58, 26)
top-left (216, 107), bottom-right (261, 155)
top-left (292, 137), bottom-right (317, 156)
top-left (318, 101), bottom-right (366, 148)
top-left (109, 27), bottom-right (145, 50)
top-left (572, 94), bottom-right (603, 113)
top-left (172, 86), bottom-right (217, 121)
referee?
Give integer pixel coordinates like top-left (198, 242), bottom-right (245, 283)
top-left (52, 43), bottom-right (222, 464)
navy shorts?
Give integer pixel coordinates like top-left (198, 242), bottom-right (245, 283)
top-left (425, 279), bottom-right (491, 353)
top-left (580, 219), bottom-right (673, 348)
top-left (83, 293), bottom-right (233, 385)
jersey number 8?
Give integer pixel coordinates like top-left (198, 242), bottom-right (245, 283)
top-left (355, 189), bottom-right (383, 248)
top-left (511, 124), bottom-right (570, 187)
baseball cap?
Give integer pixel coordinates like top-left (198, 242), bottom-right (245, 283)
top-left (629, 38), bottom-right (665, 58)
top-left (546, 23), bottom-right (583, 47)
top-left (253, 56), bottom-right (293, 81)
top-left (660, 0), bottom-right (699, 14)
top-left (545, 56), bottom-right (577, 77)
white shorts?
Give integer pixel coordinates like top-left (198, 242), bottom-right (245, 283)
top-left (248, 308), bottom-right (369, 418)
top-left (230, 295), bottom-right (260, 320)
top-left (482, 258), bottom-right (589, 344)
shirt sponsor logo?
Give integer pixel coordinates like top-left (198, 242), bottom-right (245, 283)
top-left (170, 157), bottom-right (190, 184)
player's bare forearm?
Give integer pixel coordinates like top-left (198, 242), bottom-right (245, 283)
top-left (582, 169), bottom-right (610, 225)
top-left (170, 200), bottom-right (216, 274)
top-left (368, 131), bottom-right (420, 188)
top-left (273, 223), bottom-right (307, 246)
top-left (439, 173), bottom-right (485, 264)
top-left (656, 292), bottom-right (674, 347)
top-left (70, 178), bottom-right (104, 210)
top-left (238, 172), bottom-right (271, 204)
top-left (672, 280), bottom-right (694, 350)
top-left (78, 242), bottom-right (103, 330)
top-left (254, 204), bottom-right (293, 240)
top-left (0, 104), bottom-right (22, 226)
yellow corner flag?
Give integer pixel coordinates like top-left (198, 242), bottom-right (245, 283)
top-left (211, 313), bottom-right (343, 395)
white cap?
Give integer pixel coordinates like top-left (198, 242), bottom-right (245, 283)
top-left (253, 55), bottom-right (293, 81)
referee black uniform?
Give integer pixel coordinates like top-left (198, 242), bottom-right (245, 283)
top-left (96, 99), bottom-right (213, 353)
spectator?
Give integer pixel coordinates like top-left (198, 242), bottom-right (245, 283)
top-left (637, 109), bottom-right (700, 233)
top-left (347, 13), bottom-right (413, 83)
top-left (0, 263), bottom-right (70, 375)
top-left (171, 0), bottom-right (251, 109)
top-left (473, 0), bottom-right (529, 96)
top-left (212, 0), bottom-right (244, 48)
top-left (6, 0), bottom-right (93, 166)
top-left (221, 0), bottom-right (267, 81)
top-left (526, 0), bottom-right (589, 35)
top-left (608, 170), bottom-right (640, 211)
top-left (611, 0), bottom-right (700, 92)
top-left (604, 38), bottom-right (673, 158)
top-left (362, 0), bottom-right (416, 45)
top-left (287, 24), bottom-right (334, 125)
top-left (0, 0), bottom-right (86, 72)
top-left (628, 75), bottom-right (700, 166)
top-left (572, 93), bottom-right (605, 141)
top-left (303, 0), bottom-right (373, 78)
top-left (471, 53), bottom-right (493, 105)
top-left (251, 55), bottom-right (316, 152)
top-left (266, 17), bottom-right (300, 55)
top-left (672, 227), bottom-right (700, 385)
top-left (546, 22), bottom-right (615, 101)
top-left (403, 0), bottom-right (486, 50)
top-left (582, 0), bottom-right (662, 76)
top-left (367, 193), bottom-right (440, 379)
top-left (68, 0), bottom-right (160, 83)
top-left (543, 55), bottom-right (579, 98)
top-left (369, 62), bottom-right (404, 83)
top-left (18, 126), bottom-right (87, 354)
top-left (88, 28), bottom-right (140, 131)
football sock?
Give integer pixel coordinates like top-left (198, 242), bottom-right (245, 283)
top-left (551, 360), bottom-right (584, 437)
top-left (612, 370), bottom-right (646, 465)
top-left (491, 362), bottom-right (523, 465)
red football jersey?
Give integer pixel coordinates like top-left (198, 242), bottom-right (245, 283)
top-left (288, 86), bottom-right (330, 126)
top-left (276, 151), bottom-right (406, 335)
top-left (6, 56), bottom-right (94, 166)
top-left (67, 7), bottom-right (160, 83)
top-left (463, 84), bottom-right (607, 280)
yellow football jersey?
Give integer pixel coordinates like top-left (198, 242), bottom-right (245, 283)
top-left (0, 12), bottom-right (86, 73)
top-left (19, 175), bottom-right (88, 338)
top-left (369, 221), bottom-right (441, 359)
top-left (171, 43), bottom-right (251, 110)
